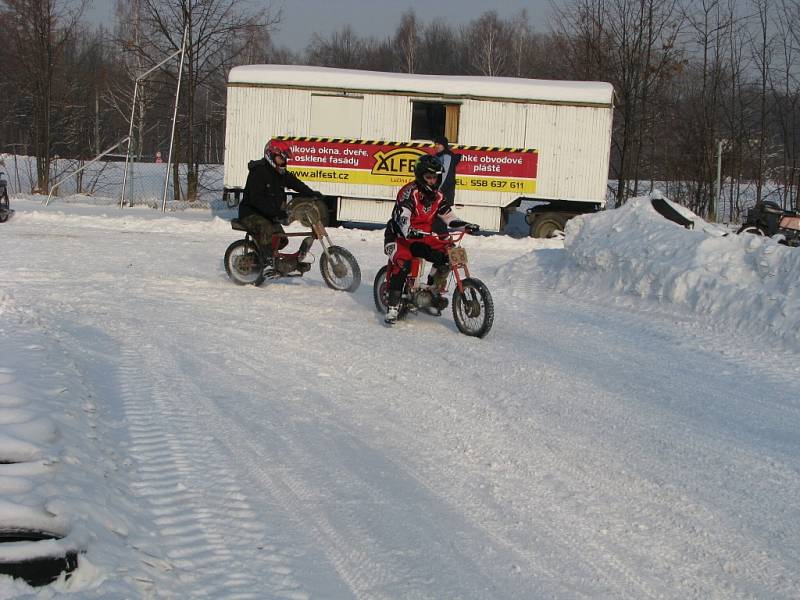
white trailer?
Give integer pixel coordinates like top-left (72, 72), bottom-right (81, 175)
top-left (223, 65), bottom-right (614, 236)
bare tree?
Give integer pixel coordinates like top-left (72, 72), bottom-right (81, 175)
top-left (461, 11), bottom-right (510, 76)
top-left (553, 0), bottom-right (685, 207)
top-left (769, 0), bottom-right (800, 211)
top-left (394, 11), bottom-right (418, 73)
top-left (129, 0), bottom-right (279, 200)
top-left (749, 0), bottom-right (774, 205)
top-left (306, 27), bottom-right (369, 69)
top-left (2, 0), bottom-right (87, 190)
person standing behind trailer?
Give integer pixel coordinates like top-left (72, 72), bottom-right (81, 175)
top-left (239, 139), bottom-right (321, 253)
top-left (432, 135), bottom-right (461, 205)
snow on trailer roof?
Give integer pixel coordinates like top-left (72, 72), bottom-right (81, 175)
top-left (228, 65), bottom-right (614, 106)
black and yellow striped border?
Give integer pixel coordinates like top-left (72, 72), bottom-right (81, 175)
top-left (275, 136), bottom-right (536, 154)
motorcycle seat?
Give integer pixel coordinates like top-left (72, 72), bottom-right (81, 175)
top-left (230, 218), bottom-right (249, 232)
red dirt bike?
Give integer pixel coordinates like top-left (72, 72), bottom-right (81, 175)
top-left (224, 200), bottom-right (361, 291)
top-left (373, 229), bottom-right (495, 338)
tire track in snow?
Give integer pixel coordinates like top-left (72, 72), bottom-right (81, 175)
top-left (117, 336), bottom-right (311, 599)
top-left (193, 312), bottom-right (660, 599)
top-left (148, 337), bottom-right (418, 600)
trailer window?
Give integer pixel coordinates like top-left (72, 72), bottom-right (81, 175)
top-left (310, 95), bottom-right (363, 137)
top-left (411, 101), bottom-right (459, 142)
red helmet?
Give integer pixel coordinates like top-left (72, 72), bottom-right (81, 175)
top-left (265, 139), bottom-right (292, 163)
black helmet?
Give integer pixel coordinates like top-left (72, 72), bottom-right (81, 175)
top-left (414, 154), bottom-right (443, 194)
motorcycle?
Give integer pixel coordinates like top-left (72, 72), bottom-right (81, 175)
top-left (737, 200), bottom-right (800, 247)
top-left (373, 229), bottom-right (495, 338)
top-left (0, 171), bottom-right (11, 223)
top-left (224, 199), bottom-right (361, 291)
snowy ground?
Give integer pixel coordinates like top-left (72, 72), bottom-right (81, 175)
top-left (0, 196), bottom-right (798, 599)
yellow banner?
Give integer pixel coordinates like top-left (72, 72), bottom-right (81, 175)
top-left (288, 166), bottom-right (536, 194)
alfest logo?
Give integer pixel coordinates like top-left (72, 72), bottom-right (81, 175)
top-left (370, 148), bottom-right (427, 177)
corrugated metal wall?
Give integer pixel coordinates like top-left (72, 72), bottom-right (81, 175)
top-left (223, 85), bottom-right (613, 228)
top-left (524, 104), bottom-right (613, 203)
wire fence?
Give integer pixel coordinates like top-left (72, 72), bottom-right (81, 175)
top-left (0, 153), bottom-right (226, 211)
top-left (4, 151), bottom-right (797, 224)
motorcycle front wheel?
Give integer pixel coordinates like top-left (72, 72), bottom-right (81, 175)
top-left (224, 239), bottom-right (265, 286)
top-left (453, 277), bottom-right (494, 338)
top-left (320, 246), bottom-right (361, 292)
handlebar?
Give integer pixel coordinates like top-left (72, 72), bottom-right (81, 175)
top-left (409, 229), bottom-right (468, 242)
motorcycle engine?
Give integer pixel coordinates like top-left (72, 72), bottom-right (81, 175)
top-left (275, 257), bottom-right (298, 275)
top-left (411, 289), bottom-right (434, 308)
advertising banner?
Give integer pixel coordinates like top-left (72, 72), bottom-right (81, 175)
top-left (279, 137), bottom-right (538, 194)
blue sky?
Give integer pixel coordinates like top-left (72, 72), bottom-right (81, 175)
top-left (86, 0), bottom-right (557, 52)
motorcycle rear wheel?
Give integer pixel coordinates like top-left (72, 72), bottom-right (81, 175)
top-left (453, 277), bottom-right (494, 338)
top-left (373, 265), bottom-right (411, 320)
top-left (224, 239), bottom-right (265, 286)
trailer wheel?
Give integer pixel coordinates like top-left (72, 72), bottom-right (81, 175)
top-left (530, 212), bottom-right (568, 238)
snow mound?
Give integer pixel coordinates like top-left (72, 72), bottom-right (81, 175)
top-left (559, 193), bottom-right (800, 350)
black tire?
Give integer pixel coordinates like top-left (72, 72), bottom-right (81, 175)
top-left (0, 190), bottom-right (8, 223)
top-left (291, 198), bottom-right (329, 227)
top-left (224, 239), bottom-right (265, 286)
top-left (530, 212), bottom-right (568, 238)
top-left (373, 264), bottom-right (411, 320)
top-left (320, 246), bottom-right (361, 292)
top-left (736, 224), bottom-right (766, 236)
top-left (452, 277), bottom-right (494, 338)
top-left (373, 265), bottom-right (390, 313)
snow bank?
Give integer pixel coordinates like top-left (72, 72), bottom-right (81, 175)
top-left (558, 193), bottom-right (800, 350)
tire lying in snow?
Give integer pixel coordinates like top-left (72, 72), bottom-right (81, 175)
top-left (0, 529), bottom-right (79, 586)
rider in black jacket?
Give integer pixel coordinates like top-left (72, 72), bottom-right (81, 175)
top-left (239, 139), bottom-right (320, 252)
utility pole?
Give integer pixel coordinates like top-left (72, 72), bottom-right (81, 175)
top-left (713, 140), bottom-right (723, 222)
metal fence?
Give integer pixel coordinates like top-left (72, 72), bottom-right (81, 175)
top-left (0, 153), bottom-right (225, 211)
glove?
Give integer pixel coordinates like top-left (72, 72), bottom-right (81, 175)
top-left (407, 229), bottom-right (425, 239)
top-left (384, 242), bottom-right (396, 257)
top-left (465, 223), bottom-right (480, 234)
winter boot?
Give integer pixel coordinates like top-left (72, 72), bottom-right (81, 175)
top-left (429, 265), bottom-right (449, 292)
top-left (385, 305), bottom-right (400, 324)
top-left (385, 288), bottom-right (402, 324)
top-left (298, 236), bottom-right (314, 259)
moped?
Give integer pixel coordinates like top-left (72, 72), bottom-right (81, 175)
top-left (224, 199), bottom-right (361, 291)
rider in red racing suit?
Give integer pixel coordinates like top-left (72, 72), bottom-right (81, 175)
top-left (383, 154), bottom-right (479, 324)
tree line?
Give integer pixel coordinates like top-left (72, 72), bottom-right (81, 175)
top-left (1, 0), bottom-right (798, 219)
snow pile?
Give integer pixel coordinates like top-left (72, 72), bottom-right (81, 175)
top-left (558, 194), bottom-right (800, 350)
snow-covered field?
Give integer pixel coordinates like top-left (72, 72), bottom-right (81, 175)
top-left (0, 194), bottom-right (798, 598)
